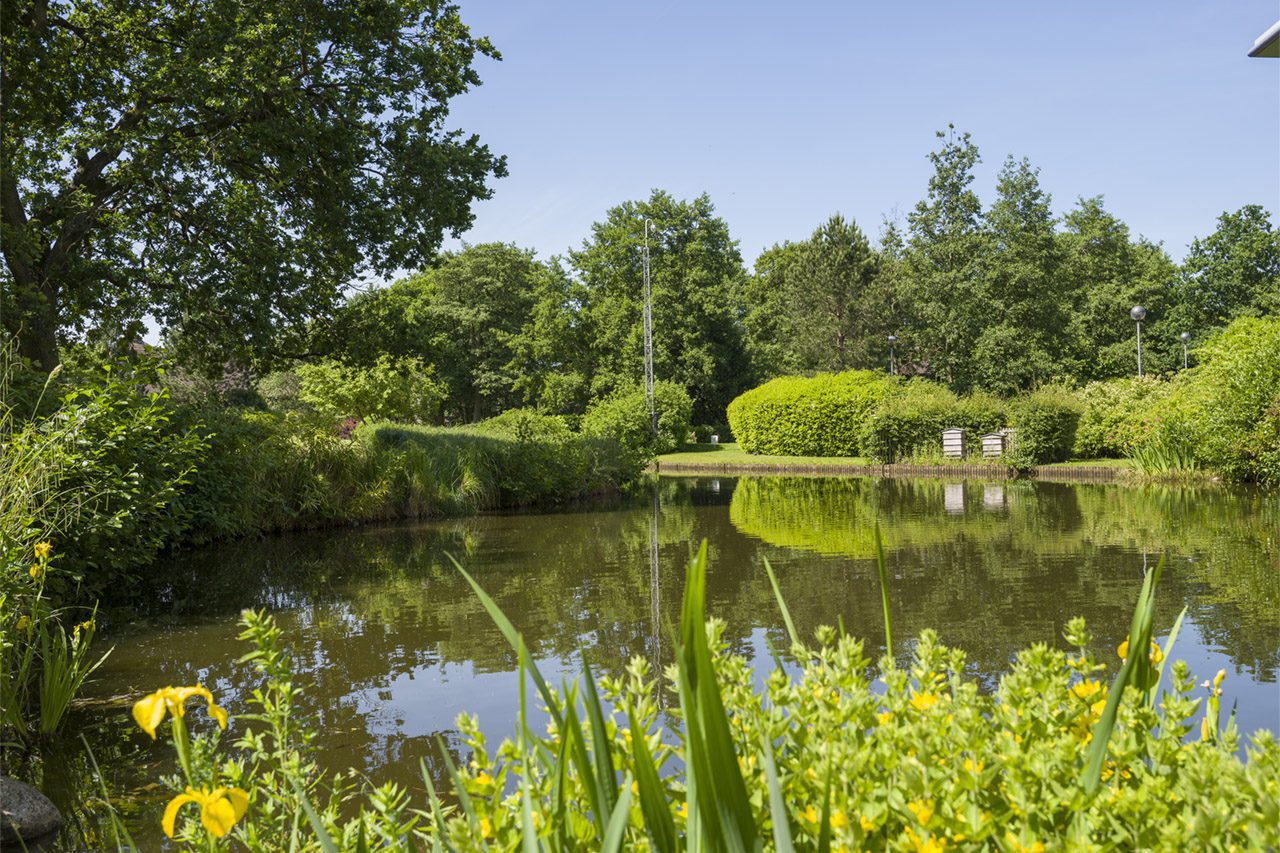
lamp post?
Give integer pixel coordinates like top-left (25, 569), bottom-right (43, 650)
top-left (1180, 331), bottom-right (1191, 369)
top-left (887, 334), bottom-right (897, 376)
top-left (1130, 306), bottom-right (1147, 377)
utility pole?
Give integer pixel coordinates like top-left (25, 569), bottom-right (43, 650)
top-left (643, 219), bottom-right (657, 435)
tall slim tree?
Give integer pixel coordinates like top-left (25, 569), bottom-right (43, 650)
top-left (905, 126), bottom-right (986, 388)
top-left (1, 0), bottom-right (506, 370)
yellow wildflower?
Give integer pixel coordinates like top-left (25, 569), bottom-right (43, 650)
top-left (162, 786), bottom-right (248, 838)
top-left (131, 685), bottom-right (229, 739)
top-left (963, 758), bottom-right (984, 774)
top-left (830, 809), bottom-right (847, 829)
top-left (28, 565), bottom-right (42, 580)
top-left (34, 541), bottom-right (52, 559)
top-left (630, 780), bottom-right (639, 796)
top-left (877, 710), bottom-right (893, 725)
top-left (905, 827), bottom-right (946, 852)
top-left (678, 802), bottom-right (688, 820)
top-left (1071, 680), bottom-right (1102, 702)
top-left (907, 799), bottom-right (935, 825)
top-left (479, 817), bottom-right (493, 838)
top-left (1117, 637), bottom-right (1162, 665)
top-left (1211, 669), bottom-right (1226, 697)
top-left (860, 814), bottom-right (875, 832)
top-left (803, 805), bottom-right (819, 823)
top-left (474, 771), bottom-right (493, 787)
top-left (910, 691), bottom-right (938, 711)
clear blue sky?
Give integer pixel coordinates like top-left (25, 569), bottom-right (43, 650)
top-left (439, 1), bottom-right (1280, 268)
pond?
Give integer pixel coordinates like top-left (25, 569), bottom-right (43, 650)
top-left (26, 475), bottom-right (1280, 847)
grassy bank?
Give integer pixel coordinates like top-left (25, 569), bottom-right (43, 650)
top-left (656, 443), bottom-right (1131, 480)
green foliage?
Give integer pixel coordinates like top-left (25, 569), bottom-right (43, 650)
top-left (1008, 389), bottom-right (1082, 464)
top-left (3, 0), bottom-right (505, 371)
top-left (10, 360), bottom-right (207, 594)
top-left (294, 355), bottom-right (445, 423)
top-left (580, 380), bottom-right (693, 462)
top-left (472, 408), bottom-right (575, 442)
top-left (1073, 377), bottom-right (1173, 459)
top-left (859, 381), bottom-right (1005, 463)
top-left (1137, 315), bottom-right (1280, 485)
top-left (1173, 205), bottom-right (1280, 330)
top-left (571, 190), bottom-right (750, 425)
top-left (727, 370), bottom-right (891, 457)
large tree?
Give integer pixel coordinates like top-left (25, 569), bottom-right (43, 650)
top-left (904, 126), bottom-right (987, 388)
top-left (571, 191), bottom-right (749, 425)
top-left (1173, 205), bottom-right (1280, 331)
top-left (786, 214), bottom-right (883, 372)
top-left (1, 0), bottom-right (506, 370)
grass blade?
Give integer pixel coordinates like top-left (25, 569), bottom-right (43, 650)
top-left (419, 758), bottom-right (456, 853)
top-left (290, 780), bottom-right (340, 853)
top-left (448, 553), bottom-right (563, 727)
top-left (874, 523), bottom-right (893, 655)
top-left (760, 731), bottom-right (795, 853)
top-left (581, 656), bottom-right (619, 815)
top-left (625, 699), bottom-right (677, 853)
top-left (762, 557), bottom-right (799, 648)
top-left (1149, 604), bottom-right (1187, 707)
top-left (600, 774), bottom-right (634, 853)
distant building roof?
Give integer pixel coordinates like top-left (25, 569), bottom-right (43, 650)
top-left (1249, 20), bottom-right (1280, 57)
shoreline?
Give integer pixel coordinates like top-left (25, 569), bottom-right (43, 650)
top-left (652, 459), bottom-right (1129, 483)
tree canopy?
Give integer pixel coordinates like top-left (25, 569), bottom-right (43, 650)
top-left (1, 0), bottom-right (506, 370)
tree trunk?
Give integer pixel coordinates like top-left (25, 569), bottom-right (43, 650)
top-left (6, 267), bottom-right (60, 372)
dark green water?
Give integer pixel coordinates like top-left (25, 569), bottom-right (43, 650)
top-left (22, 475), bottom-right (1280, 847)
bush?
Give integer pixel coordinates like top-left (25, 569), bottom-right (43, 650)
top-left (580, 380), bottom-right (693, 462)
top-left (472, 408), bottom-right (574, 443)
top-left (726, 370), bottom-right (891, 457)
top-left (294, 355), bottom-right (445, 423)
top-left (1139, 316), bottom-right (1280, 485)
top-left (1073, 377), bottom-right (1173, 459)
top-left (1008, 388), bottom-right (1082, 464)
top-left (859, 381), bottom-right (1006, 463)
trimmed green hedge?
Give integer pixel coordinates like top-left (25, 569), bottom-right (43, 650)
top-left (1009, 389), bottom-right (1082, 464)
top-left (726, 370), bottom-right (891, 456)
top-left (860, 381), bottom-right (1006, 463)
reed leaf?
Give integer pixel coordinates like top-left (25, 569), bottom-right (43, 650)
top-left (625, 698), bottom-right (677, 853)
top-left (762, 557), bottom-right (799, 648)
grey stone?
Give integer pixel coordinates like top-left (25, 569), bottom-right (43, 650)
top-left (0, 776), bottom-right (63, 846)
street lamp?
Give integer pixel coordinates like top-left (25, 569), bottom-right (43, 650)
top-left (1180, 331), bottom-right (1191, 369)
top-left (1130, 306), bottom-right (1147, 377)
top-left (887, 334), bottom-right (897, 376)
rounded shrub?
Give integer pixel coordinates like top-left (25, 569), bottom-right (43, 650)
top-left (1073, 377), bottom-right (1172, 459)
top-left (580, 380), bottom-right (693, 462)
top-left (726, 370), bottom-right (891, 457)
top-left (858, 382), bottom-right (1007, 463)
top-left (1008, 388), bottom-right (1082, 464)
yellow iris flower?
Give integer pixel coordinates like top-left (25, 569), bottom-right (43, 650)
top-left (1116, 637), bottom-right (1162, 665)
top-left (163, 786), bottom-right (248, 838)
top-left (34, 541), bottom-right (52, 559)
top-left (132, 685), bottom-right (228, 739)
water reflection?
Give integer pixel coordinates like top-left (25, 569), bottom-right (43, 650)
top-left (27, 476), bottom-right (1280, 847)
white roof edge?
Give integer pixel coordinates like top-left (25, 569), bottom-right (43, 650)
top-left (1248, 19), bottom-right (1280, 56)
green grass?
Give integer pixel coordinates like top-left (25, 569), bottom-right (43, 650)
top-left (657, 443), bottom-right (1130, 470)
top-left (656, 443), bottom-right (870, 467)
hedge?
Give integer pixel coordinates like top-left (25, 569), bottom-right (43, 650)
top-left (726, 370), bottom-right (891, 456)
top-left (1008, 388), bottom-right (1082, 464)
top-left (860, 381), bottom-right (1006, 463)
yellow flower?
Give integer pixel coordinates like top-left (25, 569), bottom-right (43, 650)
top-left (479, 816), bottom-right (493, 838)
top-left (910, 691), bottom-right (938, 711)
top-left (631, 780), bottom-right (639, 796)
top-left (162, 786), bottom-right (248, 838)
top-left (1070, 680), bottom-right (1102, 702)
top-left (905, 827), bottom-right (946, 852)
top-left (907, 799), bottom-right (935, 825)
top-left (34, 541), bottom-right (52, 559)
top-left (877, 710), bottom-right (893, 725)
top-left (859, 814), bottom-right (875, 832)
top-left (474, 771), bottom-right (493, 787)
top-left (963, 758), bottom-right (984, 774)
top-left (1211, 669), bottom-right (1226, 697)
top-left (132, 685), bottom-right (229, 739)
top-left (677, 802), bottom-right (688, 820)
top-left (1117, 637), bottom-right (1162, 665)
top-left (803, 805), bottom-right (819, 823)
top-left (16, 615), bottom-right (31, 631)
top-left (830, 809), bottom-right (847, 829)
top-left (28, 565), bottom-right (42, 580)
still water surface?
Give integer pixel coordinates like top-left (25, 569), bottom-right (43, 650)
top-left (39, 476), bottom-right (1280, 844)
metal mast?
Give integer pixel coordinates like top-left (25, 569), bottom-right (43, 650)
top-left (642, 219), bottom-right (657, 434)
